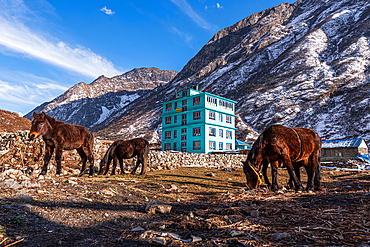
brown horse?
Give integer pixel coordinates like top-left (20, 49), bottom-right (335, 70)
top-left (98, 138), bottom-right (149, 176)
top-left (243, 125), bottom-right (322, 192)
top-left (29, 112), bottom-right (95, 177)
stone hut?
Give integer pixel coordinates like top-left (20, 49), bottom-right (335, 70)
top-left (321, 138), bottom-right (369, 162)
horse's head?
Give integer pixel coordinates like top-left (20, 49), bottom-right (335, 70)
top-left (29, 112), bottom-right (49, 140)
top-left (242, 159), bottom-right (262, 189)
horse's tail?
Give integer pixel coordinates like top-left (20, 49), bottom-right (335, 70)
top-left (98, 141), bottom-right (117, 174)
top-left (102, 142), bottom-right (117, 164)
top-left (141, 140), bottom-right (149, 174)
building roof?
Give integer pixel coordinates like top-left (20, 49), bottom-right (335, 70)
top-left (235, 139), bottom-right (252, 146)
top-left (322, 138), bottom-right (366, 149)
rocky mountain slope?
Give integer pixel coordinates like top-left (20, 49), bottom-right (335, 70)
top-left (25, 68), bottom-right (177, 128)
top-left (92, 0), bottom-right (370, 142)
top-left (0, 110), bottom-right (31, 133)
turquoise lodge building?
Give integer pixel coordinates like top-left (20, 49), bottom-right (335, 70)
top-left (161, 88), bottom-right (237, 153)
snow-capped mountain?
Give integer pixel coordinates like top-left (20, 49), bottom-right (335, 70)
top-left (25, 68), bottom-right (177, 128)
top-left (92, 0), bottom-right (370, 142)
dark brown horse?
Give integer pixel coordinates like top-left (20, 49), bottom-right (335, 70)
top-left (243, 125), bottom-right (322, 192)
top-left (29, 112), bottom-right (95, 177)
top-left (98, 138), bottom-right (149, 176)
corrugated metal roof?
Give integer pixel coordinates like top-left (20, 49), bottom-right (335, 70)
top-left (235, 139), bottom-right (249, 146)
top-left (322, 138), bottom-right (364, 149)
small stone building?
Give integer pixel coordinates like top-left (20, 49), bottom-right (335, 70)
top-left (321, 138), bottom-right (369, 162)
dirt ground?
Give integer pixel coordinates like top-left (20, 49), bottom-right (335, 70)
top-left (0, 167), bottom-right (369, 247)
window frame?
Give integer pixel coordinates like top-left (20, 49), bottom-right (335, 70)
top-left (165, 103), bottom-right (172, 111)
top-left (193, 127), bottom-right (201, 136)
top-left (209, 111), bottom-right (215, 120)
top-left (193, 141), bottom-right (201, 150)
top-left (209, 141), bottom-right (216, 150)
top-left (165, 131), bottom-right (171, 139)
top-left (193, 111), bottom-right (201, 120)
top-left (165, 116), bottom-right (171, 124)
top-left (193, 96), bottom-right (200, 105)
top-left (209, 127), bottom-right (216, 137)
top-left (226, 130), bottom-right (232, 139)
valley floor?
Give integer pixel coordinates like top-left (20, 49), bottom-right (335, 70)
top-left (0, 167), bottom-right (369, 246)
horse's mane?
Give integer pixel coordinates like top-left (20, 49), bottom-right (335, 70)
top-left (44, 113), bottom-right (63, 124)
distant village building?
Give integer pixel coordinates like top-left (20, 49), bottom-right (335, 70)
top-left (321, 138), bottom-right (369, 162)
top-left (235, 139), bottom-right (252, 150)
top-left (161, 87), bottom-right (237, 153)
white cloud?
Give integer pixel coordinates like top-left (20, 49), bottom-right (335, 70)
top-left (171, 27), bottom-right (193, 47)
top-left (216, 3), bottom-right (224, 9)
top-left (0, 72), bottom-right (69, 113)
top-left (100, 6), bottom-right (115, 16)
top-left (0, 1), bottom-right (121, 78)
top-left (170, 0), bottom-right (217, 31)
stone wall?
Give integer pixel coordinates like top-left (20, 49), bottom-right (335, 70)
top-left (0, 131), bottom-right (247, 175)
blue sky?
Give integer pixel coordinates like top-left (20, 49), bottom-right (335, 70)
top-left (0, 0), bottom-right (295, 115)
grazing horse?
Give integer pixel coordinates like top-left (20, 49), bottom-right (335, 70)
top-left (29, 112), bottom-right (95, 177)
top-left (98, 138), bottom-right (149, 176)
top-left (242, 125), bottom-right (322, 192)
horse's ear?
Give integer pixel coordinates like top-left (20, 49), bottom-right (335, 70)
top-left (41, 112), bottom-right (45, 119)
top-left (33, 112), bottom-right (38, 118)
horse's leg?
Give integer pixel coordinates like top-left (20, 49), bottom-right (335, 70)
top-left (282, 153), bottom-right (304, 192)
top-left (314, 154), bottom-right (322, 191)
top-left (77, 147), bottom-right (87, 176)
top-left (139, 154), bottom-right (148, 175)
top-left (131, 156), bottom-right (140, 175)
top-left (119, 159), bottom-right (125, 175)
top-left (306, 156), bottom-right (318, 192)
top-left (82, 146), bottom-right (94, 177)
top-left (111, 157), bottom-right (118, 175)
top-left (54, 146), bottom-right (63, 175)
top-left (261, 160), bottom-right (271, 188)
top-left (287, 162), bottom-right (301, 189)
top-left (40, 145), bottom-right (54, 175)
top-left (270, 161), bottom-right (280, 192)
top-left (103, 156), bottom-right (113, 175)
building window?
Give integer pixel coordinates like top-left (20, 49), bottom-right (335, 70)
top-left (209, 111), bottom-right (215, 120)
top-left (226, 143), bottom-right (232, 150)
top-left (181, 142), bottom-right (187, 152)
top-left (165, 116), bottom-right (171, 124)
top-left (174, 142), bottom-right (177, 151)
top-left (209, 127), bottom-right (216, 137)
top-left (182, 91), bottom-right (188, 97)
top-left (209, 141), bottom-right (216, 150)
top-left (174, 102), bottom-right (178, 109)
top-left (193, 111), bottom-right (201, 120)
top-left (164, 143), bottom-right (171, 150)
top-left (226, 131), bottom-right (232, 139)
top-left (193, 127), bottom-right (201, 136)
top-left (181, 135), bottom-right (187, 141)
top-left (182, 106), bottom-right (187, 112)
top-left (182, 99), bottom-right (187, 106)
top-left (207, 96), bottom-right (217, 106)
top-left (181, 128), bottom-right (187, 134)
top-left (226, 116), bottom-right (232, 124)
top-left (220, 100), bottom-right (233, 110)
top-left (219, 129), bottom-right (223, 137)
top-left (174, 115), bottom-right (177, 123)
top-left (166, 103), bottom-right (172, 111)
top-left (219, 113), bottom-right (223, 122)
top-left (193, 96), bottom-right (200, 105)
top-left (174, 130), bottom-right (177, 138)
top-left (219, 142), bottom-right (223, 150)
top-left (165, 131), bottom-right (171, 139)
top-left (182, 114), bottom-right (187, 125)
top-left (193, 141), bottom-right (201, 150)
